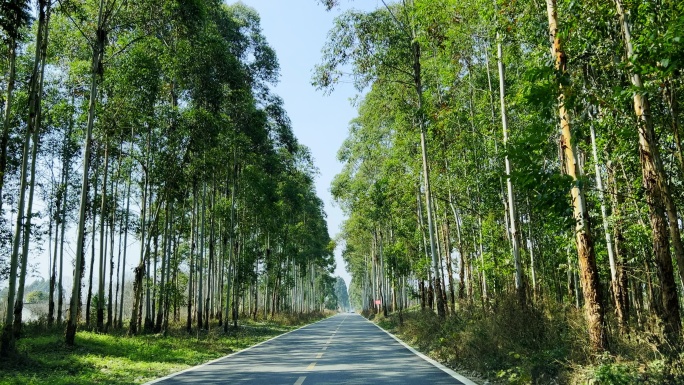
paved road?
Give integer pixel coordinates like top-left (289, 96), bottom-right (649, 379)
top-left (148, 313), bottom-right (475, 385)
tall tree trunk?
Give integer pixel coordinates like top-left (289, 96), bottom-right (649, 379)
top-left (526, 203), bottom-right (538, 300)
top-left (155, 201), bottom-right (169, 332)
top-left (66, 0), bottom-right (107, 345)
top-left (2, 2), bottom-right (49, 350)
top-left (495, 34), bottom-right (524, 304)
top-left (232, 234), bottom-right (240, 329)
top-left (48, 167), bottom-right (62, 327)
top-left (129, 164), bottom-right (148, 335)
top-left (86, 154), bottom-right (100, 327)
top-left (114, 194), bottom-right (122, 327)
top-left (130, 198), bottom-right (161, 335)
top-left (614, 0), bottom-right (682, 344)
top-left (107, 144), bottom-right (121, 330)
top-left (590, 120), bottom-right (627, 331)
top-left (118, 156), bottom-right (132, 328)
top-left (443, 219), bottom-right (455, 312)
top-left (0, 38), bottom-right (17, 217)
top-left (545, 0), bottom-right (607, 351)
top-left (208, 183), bottom-right (216, 324)
top-left (13, 94), bottom-right (42, 338)
top-left (163, 201), bottom-right (175, 335)
top-left (411, 38), bottom-right (445, 317)
top-left (187, 181), bottom-right (197, 333)
top-left (144, 192), bottom-right (154, 332)
top-left (57, 88), bottom-right (75, 326)
top-left (198, 182), bottom-right (206, 330)
top-left (607, 161), bottom-right (630, 330)
top-left (150, 229), bottom-right (158, 330)
top-left (477, 214), bottom-right (487, 302)
top-left (665, 82), bottom-right (684, 175)
top-left (225, 164), bottom-right (236, 330)
top-left (97, 141), bottom-right (110, 331)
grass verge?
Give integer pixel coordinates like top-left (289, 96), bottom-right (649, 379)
top-left (0, 313), bottom-right (326, 385)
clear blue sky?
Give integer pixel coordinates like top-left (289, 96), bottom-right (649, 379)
top-left (239, 0), bottom-right (379, 287)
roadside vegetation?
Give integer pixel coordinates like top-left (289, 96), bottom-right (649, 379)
top-left (371, 303), bottom-right (684, 384)
top-left (0, 312), bottom-right (327, 385)
top-left (320, 0), bottom-right (684, 383)
top-left (0, 0), bottom-right (341, 364)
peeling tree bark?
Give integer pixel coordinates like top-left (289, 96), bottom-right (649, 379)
top-left (545, 0), bottom-right (607, 352)
top-left (614, 0), bottom-right (682, 345)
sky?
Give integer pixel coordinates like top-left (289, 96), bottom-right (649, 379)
top-left (238, 0), bottom-right (380, 287)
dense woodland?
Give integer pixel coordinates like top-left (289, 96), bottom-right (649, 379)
top-left (3, 0), bottom-right (684, 382)
top-left (0, 0), bottom-right (342, 357)
top-left (317, 0), bottom-right (684, 379)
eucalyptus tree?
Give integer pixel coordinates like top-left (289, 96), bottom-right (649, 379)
top-left (12, 0), bottom-right (52, 339)
top-left (1, 0), bottom-right (51, 354)
top-left (612, 0), bottom-right (682, 345)
top-left (64, 0), bottom-right (153, 344)
top-left (326, 0), bottom-right (684, 364)
top-left (0, 0), bottom-right (335, 356)
top-left (490, 0), bottom-right (524, 302)
top-left (332, 78), bottom-right (428, 315)
top-left (543, 0), bottom-right (607, 351)
top-left (335, 277), bottom-right (350, 311)
top-left (315, 1), bottom-right (447, 317)
top-left (0, 0), bottom-right (30, 217)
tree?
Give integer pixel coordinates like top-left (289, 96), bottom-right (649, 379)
top-left (544, 0), bottom-right (607, 351)
top-left (613, 0), bottom-right (682, 346)
top-left (315, 1), bottom-right (446, 317)
top-left (334, 277), bottom-right (350, 311)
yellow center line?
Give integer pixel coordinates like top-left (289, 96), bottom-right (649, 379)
top-left (307, 362), bottom-right (317, 370)
top-left (316, 353), bottom-right (324, 358)
top-left (294, 376), bottom-right (306, 385)
top-left (322, 346), bottom-right (327, 350)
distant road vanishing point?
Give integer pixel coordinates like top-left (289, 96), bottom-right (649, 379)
top-left (146, 313), bottom-right (478, 385)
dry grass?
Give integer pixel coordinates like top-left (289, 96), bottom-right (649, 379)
top-left (371, 297), bottom-right (684, 384)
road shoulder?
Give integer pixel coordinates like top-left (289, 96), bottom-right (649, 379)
top-left (367, 317), bottom-right (482, 385)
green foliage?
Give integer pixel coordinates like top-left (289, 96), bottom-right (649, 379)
top-left (334, 277), bottom-right (350, 311)
top-left (574, 355), bottom-right (684, 385)
top-left (323, 0), bottom-right (684, 360)
top-left (25, 291), bottom-right (47, 303)
top-left (592, 361), bottom-right (636, 385)
top-left (0, 0), bottom-right (31, 42)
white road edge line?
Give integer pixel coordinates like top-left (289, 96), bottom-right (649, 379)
top-left (366, 317), bottom-right (479, 385)
top-left (144, 316), bottom-right (335, 384)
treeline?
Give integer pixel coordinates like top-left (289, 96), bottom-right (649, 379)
top-left (0, 0), bottom-right (338, 356)
top-left (319, 0), bottom-right (684, 356)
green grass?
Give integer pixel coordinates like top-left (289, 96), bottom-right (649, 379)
top-left (0, 316), bottom-right (322, 385)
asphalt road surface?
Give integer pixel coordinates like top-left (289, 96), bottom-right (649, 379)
top-left (147, 313), bottom-right (476, 385)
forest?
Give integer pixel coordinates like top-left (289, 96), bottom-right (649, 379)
top-left (0, 0), bottom-right (344, 379)
top-left (2, 0), bottom-right (684, 383)
top-left (317, 0), bottom-right (684, 383)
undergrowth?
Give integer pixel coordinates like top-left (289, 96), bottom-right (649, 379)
top-left (370, 297), bottom-right (684, 384)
